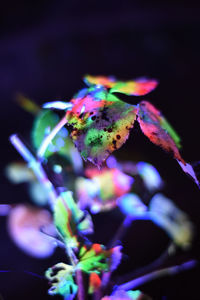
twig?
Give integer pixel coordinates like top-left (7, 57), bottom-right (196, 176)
top-left (76, 269), bottom-right (85, 300)
top-left (116, 260), bottom-right (197, 291)
top-left (10, 134), bottom-right (58, 209)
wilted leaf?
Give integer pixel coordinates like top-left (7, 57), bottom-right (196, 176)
top-left (45, 262), bottom-right (77, 299)
top-left (137, 101), bottom-right (184, 163)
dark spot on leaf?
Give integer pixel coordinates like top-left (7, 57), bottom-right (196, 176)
top-left (116, 135), bottom-right (121, 140)
top-left (91, 116), bottom-right (96, 121)
top-left (79, 113), bottom-right (84, 119)
top-left (90, 112), bottom-right (93, 115)
top-left (108, 128), bottom-right (112, 133)
top-left (101, 107), bottom-right (110, 121)
top-left (112, 139), bottom-right (117, 149)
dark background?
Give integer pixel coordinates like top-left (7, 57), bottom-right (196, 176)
top-left (1, 1), bottom-right (200, 299)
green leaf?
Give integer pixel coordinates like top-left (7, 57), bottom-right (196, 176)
top-left (78, 244), bottom-right (122, 274)
top-left (54, 191), bottom-right (93, 249)
top-left (32, 110), bottom-right (72, 158)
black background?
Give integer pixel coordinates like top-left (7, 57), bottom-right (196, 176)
top-left (1, 1), bottom-right (200, 299)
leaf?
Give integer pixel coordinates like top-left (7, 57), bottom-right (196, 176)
top-left (54, 191), bottom-right (93, 249)
top-left (45, 262), bottom-right (78, 299)
top-left (149, 193), bottom-right (194, 249)
top-left (110, 78), bottom-right (158, 96)
top-left (88, 273), bottom-right (101, 294)
top-left (102, 289), bottom-right (142, 300)
top-left (137, 101), bottom-right (185, 163)
top-left (16, 94), bottom-right (41, 115)
top-left (117, 193), bottom-right (147, 217)
top-left (77, 243), bottom-right (122, 274)
top-left (76, 167), bottom-right (133, 213)
top-left (136, 162), bottom-right (163, 191)
top-left (84, 75), bottom-right (116, 88)
top-left (66, 89), bottom-right (137, 167)
top-left (32, 110), bottom-right (72, 158)
top-left (84, 75), bottom-right (158, 96)
top-left (177, 160), bottom-right (200, 188)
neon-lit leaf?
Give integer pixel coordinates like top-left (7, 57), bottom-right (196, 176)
top-left (84, 75), bottom-right (158, 96)
top-left (77, 243), bottom-right (122, 274)
top-left (66, 88), bottom-right (137, 167)
top-left (117, 193), bottom-right (147, 217)
top-left (45, 263), bottom-right (77, 299)
top-left (16, 94), bottom-right (40, 115)
top-left (84, 75), bottom-right (116, 88)
top-left (32, 110), bottom-right (71, 158)
top-left (136, 162), bottom-right (163, 191)
top-left (8, 205), bottom-right (55, 258)
top-left (137, 101), bottom-right (184, 163)
top-left (102, 289), bottom-right (143, 300)
top-left (88, 273), bottom-right (101, 294)
top-left (54, 191), bottom-right (93, 249)
top-left (76, 167), bottom-right (133, 213)
top-left (149, 194), bottom-right (194, 249)
top-left (177, 160), bottom-right (200, 188)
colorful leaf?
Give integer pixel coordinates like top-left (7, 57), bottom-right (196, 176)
top-left (149, 193), bottom-right (194, 249)
top-left (117, 193), bottom-right (147, 217)
top-left (45, 262), bottom-right (77, 299)
top-left (84, 75), bottom-right (158, 96)
top-left (177, 160), bottom-right (200, 188)
top-left (66, 88), bottom-right (137, 167)
top-left (77, 243), bottom-right (122, 274)
top-left (54, 191), bottom-right (93, 249)
top-left (76, 167), bottom-right (133, 213)
top-left (102, 289), bottom-right (143, 300)
top-left (88, 272), bottom-right (101, 294)
top-left (8, 204), bottom-right (55, 258)
top-left (136, 162), bottom-right (163, 191)
top-left (137, 101), bottom-right (184, 163)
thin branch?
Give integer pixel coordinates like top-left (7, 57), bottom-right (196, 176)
top-left (10, 134), bottom-right (58, 209)
top-left (116, 260), bottom-right (197, 291)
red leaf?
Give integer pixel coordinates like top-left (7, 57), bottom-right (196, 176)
top-left (137, 101), bottom-right (185, 163)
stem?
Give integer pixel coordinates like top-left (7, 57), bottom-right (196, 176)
top-left (9, 134), bottom-right (58, 209)
top-left (76, 269), bottom-right (85, 300)
top-left (116, 260), bottom-right (197, 291)
top-left (0, 204), bottom-right (11, 216)
top-left (108, 215), bottom-right (135, 248)
top-left (37, 115), bottom-right (68, 159)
